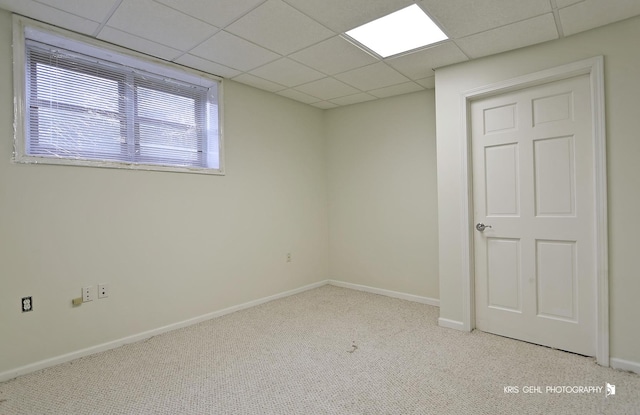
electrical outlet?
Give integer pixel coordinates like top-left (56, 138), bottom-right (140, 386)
top-left (98, 283), bottom-right (109, 299)
top-left (286, 253), bottom-right (292, 263)
top-left (82, 286), bottom-right (94, 302)
top-left (22, 296), bottom-right (33, 312)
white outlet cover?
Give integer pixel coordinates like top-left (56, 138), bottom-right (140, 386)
top-left (82, 286), bottom-right (94, 302)
top-left (98, 283), bottom-right (109, 299)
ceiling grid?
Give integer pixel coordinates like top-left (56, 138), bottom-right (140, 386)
top-left (1, 0), bottom-right (637, 108)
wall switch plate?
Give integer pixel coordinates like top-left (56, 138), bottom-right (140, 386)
top-left (98, 283), bottom-right (109, 299)
top-left (82, 286), bottom-right (94, 302)
top-left (22, 296), bottom-right (33, 312)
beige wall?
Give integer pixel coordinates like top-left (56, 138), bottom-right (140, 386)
top-left (326, 91), bottom-right (439, 299)
top-left (0, 9), bottom-right (328, 375)
top-left (435, 16), bottom-right (640, 364)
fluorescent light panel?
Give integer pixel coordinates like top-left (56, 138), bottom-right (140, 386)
top-left (345, 4), bottom-right (447, 58)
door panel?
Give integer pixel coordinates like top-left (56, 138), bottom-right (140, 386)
top-left (536, 240), bottom-right (577, 321)
top-left (487, 238), bottom-right (521, 312)
top-left (532, 92), bottom-right (573, 126)
top-left (484, 103), bottom-right (518, 134)
top-left (534, 136), bottom-right (575, 216)
top-left (472, 75), bottom-right (595, 356)
top-left (485, 144), bottom-right (520, 216)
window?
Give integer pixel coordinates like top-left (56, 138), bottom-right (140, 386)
top-left (13, 17), bottom-right (223, 174)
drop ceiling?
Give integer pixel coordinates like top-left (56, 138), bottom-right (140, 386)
top-left (1, 0), bottom-right (639, 108)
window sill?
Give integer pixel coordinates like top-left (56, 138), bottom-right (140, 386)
top-left (13, 154), bottom-right (225, 176)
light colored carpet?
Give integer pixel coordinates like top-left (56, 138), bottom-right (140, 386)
top-left (1, 285), bottom-right (638, 414)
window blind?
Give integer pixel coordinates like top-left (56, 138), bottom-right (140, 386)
top-left (25, 39), bottom-right (220, 169)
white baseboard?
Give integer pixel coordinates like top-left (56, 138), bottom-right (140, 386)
top-left (0, 280), bottom-right (327, 383)
top-left (610, 357), bottom-right (640, 375)
top-left (327, 280), bottom-right (440, 307)
top-left (438, 317), bottom-right (466, 330)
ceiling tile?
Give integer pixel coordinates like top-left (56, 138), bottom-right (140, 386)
top-left (368, 82), bottom-right (424, 98)
top-left (419, 0), bottom-right (551, 38)
top-left (559, 0), bottom-right (640, 36)
top-left (0, 0), bottom-right (99, 35)
top-left (98, 27), bottom-right (182, 61)
top-left (311, 101), bottom-right (339, 110)
top-left (335, 62), bottom-right (410, 91)
top-left (385, 42), bottom-right (468, 79)
top-left (416, 76), bottom-right (435, 89)
top-left (232, 74), bottom-right (287, 93)
top-left (190, 31), bottom-right (279, 72)
top-left (155, 0), bottom-right (264, 27)
top-left (289, 36), bottom-right (378, 75)
top-left (294, 77), bottom-right (360, 100)
top-left (456, 14), bottom-right (558, 59)
top-left (34, 0), bottom-right (119, 22)
top-left (555, 0), bottom-right (585, 8)
top-left (329, 93), bottom-right (377, 106)
top-left (226, 0), bottom-right (335, 55)
top-left (174, 54), bottom-right (241, 78)
top-left (106, 0), bottom-right (218, 51)
top-left (277, 89), bottom-right (321, 104)
top-left (282, 0), bottom-right (415, 33)
top-left (249, 58), bottom-right (325, 87)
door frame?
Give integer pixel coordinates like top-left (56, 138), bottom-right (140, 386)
top-left (458, 56), bottom-right (609, 366)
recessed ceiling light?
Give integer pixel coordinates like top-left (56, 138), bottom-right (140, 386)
top-left (344, 4), bottom-right (448, 58)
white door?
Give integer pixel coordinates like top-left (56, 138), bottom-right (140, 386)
top-left (471, 74), bottom-right (596, 356)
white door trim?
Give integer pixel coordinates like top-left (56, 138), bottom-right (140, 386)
top-left (458, 56), bottom-right (609, 366)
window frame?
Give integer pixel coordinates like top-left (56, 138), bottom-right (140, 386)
top-left (12, 15), bottom-right (225, 175)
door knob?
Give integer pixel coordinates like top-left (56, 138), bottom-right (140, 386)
top-left (476, 223), bottom-right (492, 232)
